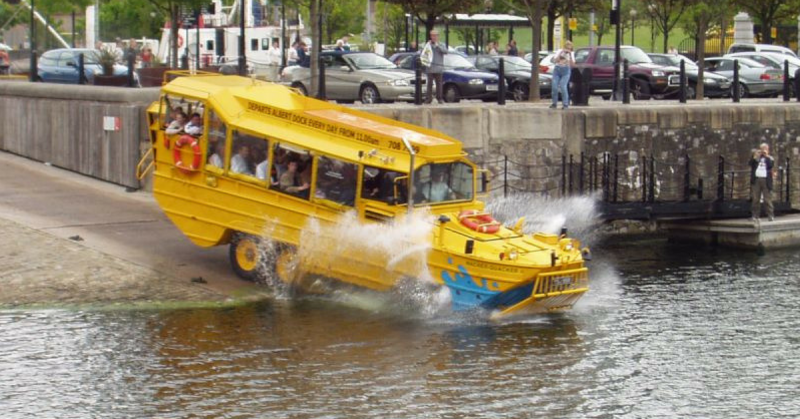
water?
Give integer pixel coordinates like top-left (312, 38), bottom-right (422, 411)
top-left (3, 235), bottom-right (799, 418)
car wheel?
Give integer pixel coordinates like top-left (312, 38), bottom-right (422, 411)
top-left (512, 82), bottom-right (529, 101)
top-left (359, 84), bottom-right (381, 104)
top-left (732, 82), bottom-right (749, 98)
top-left (291, 82), bottom-right (308, 96)
top-left (443, 84), bottom-right (460, 103)
top-left (631, 78), bottom-right (651, 100)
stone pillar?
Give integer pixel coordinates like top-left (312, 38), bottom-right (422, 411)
top-left (733, 12), bottom-right (754, 45)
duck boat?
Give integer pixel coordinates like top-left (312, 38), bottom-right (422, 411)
top-left (139, 71), bottom-right (589, 317)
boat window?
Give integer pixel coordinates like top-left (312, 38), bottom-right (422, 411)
top-left (251, 38), bottom-right (259, 51)
top-left (270, 143), bottom-right (312, 200)
top-left (163, 95), bottom-right (204, 131)
top-left (361, 166), bottom-right (405, 204)
top-left (413, 162), bottom-right (474, 204)
top-left (262, 38), bottom-right (270, 50)
top-left (314, 156), bottom-right (357, 206)
top-left (228, 130), bottom-right (269, 182)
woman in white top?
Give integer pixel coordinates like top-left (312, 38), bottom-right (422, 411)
top-left (550, 41), bottom-right (575, 110)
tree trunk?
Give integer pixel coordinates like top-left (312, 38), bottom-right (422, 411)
top-left (663, 26), bottom-right (669, 54)
top-left (424, 14), bottom-right (436, 39)
top-left (529, 16), bottom-right (542, 102)
top-left (696, 22), bottom-right (707, 100)
top-left (546, 9), bottom-right (556, 51)
top-left (170, 5), bottom-right (180, 68)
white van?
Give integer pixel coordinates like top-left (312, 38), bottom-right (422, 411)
top-left (728, 43), bottom-right (797, 58)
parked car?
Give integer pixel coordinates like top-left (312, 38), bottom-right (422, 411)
top-left (727, 43), bottom-right (797, 58)
top-left (725, 52), bottom-right (800, 95)
top-left (389, 51), bottom-right (500, 102)
top-left (523, 51), bottom-right (551, 64)
top-left (573, 45), bottom-right (678, 99)
top-left (465, 54), bottom-right (552, 101)
top-left (280, 51), bottom-right (418, 104)
top-left (37, 48), bottom-right (134, 84)
top-left (648, 53), bottom-right (731, 98)
top-left (702, 57), bottom-right (783, 98)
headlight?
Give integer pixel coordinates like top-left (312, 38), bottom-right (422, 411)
top-left (388, 79), bottom-right (409, 87)
top-left (652, 70), bottom-right (665, 77)
top-left (468, 78), bottom-right (485, 85)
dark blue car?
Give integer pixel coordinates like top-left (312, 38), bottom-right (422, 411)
top-left (389, 52), bottom-right (500, 102)
top-left (37, 48), bottom-right (133, 84)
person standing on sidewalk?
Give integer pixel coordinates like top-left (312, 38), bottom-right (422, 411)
top-left (750, 143), bottom-right (776, 221)
top-left (551, 41), bottom-right (575, 109)
top-left (421, 30), bottom-right (448, 104)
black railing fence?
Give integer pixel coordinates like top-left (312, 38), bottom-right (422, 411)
top-left (475, 152), bottom-right (796, 220)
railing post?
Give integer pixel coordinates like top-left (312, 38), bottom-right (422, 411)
top-left (717, 155), bottom-right (725, 201)
top-left (568, 154), bottom-right (574, 195)
top-left (622, 59), bottom-right (630, 104)
top-left (503, 155), bottom-right (508, 198)
top-left (795, 68), bottom-right (800, 102)
top-left (786, 157), bottom-right (791, 203)
top-left (679, 60), bottom-right (687, 103)
top-left (698, 178), bottom-right (704, 200)
top-left (78, 53), bottom-right (86, 85)
top-left (613, 154), bottom-right (619, 203)
top-left (683, 154), bottom-right (690, 201)
top-left (641, 155), bottom-right (647, 203)
top-left (730, 170), bottom-right (735, 200)
top-left (648, 155), bottom-right (656, 203)
top-left (732, 60), bottom-right (740, 103)
top-left (784, 60), bottom-right (791, 102)
top-left (602, 153), bottom-right (609, 202)
top-left (414, 57), bottom-right (422, 105)
top-left (579, 152), bottom-right (585, 194)
top-left (561, 155), bottom-right (566, 197)
top-left (497, 58), bottom-right (506, 105)
top-left (317, 56), bottom-right (326, 100)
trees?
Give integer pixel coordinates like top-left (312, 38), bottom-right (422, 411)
top-left (680, 0), bottom-right (731, 99)
top-left (503, 0), bottom-right (546, 101)
top-left (383, 0), bottom-right (483, 39)
top-left (732, 0), bottom-right (800, 44)
top-left (643, 0), bottom-right (691, 53)
top-left (146, 0), bottom-right (205, 67)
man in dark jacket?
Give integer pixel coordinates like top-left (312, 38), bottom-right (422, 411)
top-left (750, 143), bottom-right (775, 221)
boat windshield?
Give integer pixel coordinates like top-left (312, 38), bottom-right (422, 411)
top-left (412, 162), bottom-right (474, 204)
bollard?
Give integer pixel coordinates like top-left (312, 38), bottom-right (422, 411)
top-left (181, 54), bottom-right (189, 70)
top-left (78, 53), bottom-right (86, 85)
top-left (622, 59), bottom-right (630, 104)
top-left (497, 58), bottom-right (506, 105)
top-left (783, 60), bottom-right (791, 101)
top-left (679, 60), bottom-right (687, 103)
top-left (127, 53), bottom-right (135, 87)
top-left (317, 56), bottom-right (326, 100)
top-left (732, 59), bottom-right (740, 102)
top-left (414, 57), bottom-right (422, 105)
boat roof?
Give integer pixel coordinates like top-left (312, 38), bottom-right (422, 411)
top-left (160, 75), bottom-right (466, 169)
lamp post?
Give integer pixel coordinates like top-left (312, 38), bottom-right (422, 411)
top-left (647, 3), bottom-right (656, 53)
top-left (630, 9), bottom-right (637, 46)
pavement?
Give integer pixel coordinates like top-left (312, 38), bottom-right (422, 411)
top-left (0, 151), bottom-right (264, 307)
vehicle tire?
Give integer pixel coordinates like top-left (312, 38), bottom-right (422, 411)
top-left (229, 233), bottom-right (267, 282)
top-left (274, 244), bottom-right (299, 285)
top-left (631, 78), bottom-right (651, 100)
top-left (685, 83), bottom-right (696, 100)
top-left (291, 82), bottom-right (308, 96)
top-left (512, 82), bottom-right (529, 101)
top-left (734, 82), bottom-right (749, 98)
top-left (443, 84), bottom-right (461, 103)
top-left (359, 84), bottom-right (381, 104)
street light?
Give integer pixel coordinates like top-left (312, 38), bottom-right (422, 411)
top-left (630, 9), bottom-right (637, 46)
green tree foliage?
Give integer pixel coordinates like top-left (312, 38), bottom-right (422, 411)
top-left (383, 0), bottom-right (484, 38)
top-left (732, 0), bottom-right (800, 44)
top-left (502, 0), bottom-right (547, 101)
top-left (322, 0), bottom-right (364, 44)
top-left (680, 0), bottom-right (731, 98)
top-left (642, 0), bottom-right (691, 53)
top-left (374, 1), bottom-right (407, 53)
top-left (100, 0), bottom-right (165, 40)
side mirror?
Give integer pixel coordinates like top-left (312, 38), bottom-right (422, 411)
top-left (339, 65), bottom-right (351, 72)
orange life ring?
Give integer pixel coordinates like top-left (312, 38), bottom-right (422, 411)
top-left (173, 134), bottom-right (202, 173)
top-left (458, 210), bottom-right (500, 234)
top-left (177, 34), bottom-right (184, 48)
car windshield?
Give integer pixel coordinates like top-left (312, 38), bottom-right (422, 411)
top-left (345, 53), bottom-right (397, 70)
top-left (412, 162), bottom-right (474, 204)
top-left (621, 48), bottom-right (653, 64)
top-left (444, 54), bottom-right (476, 70)
top-left (763, 53), bottom-right (800, 67)
top-left (502, 56), bottom-right (531, 71)
top-left (669, 54), bottom-right (697, 69)
top-left (736, 58), bottom-right (766, 68)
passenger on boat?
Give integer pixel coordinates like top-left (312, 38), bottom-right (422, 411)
top-left (426, 171), bottom-right (455, 202)
top-left (208, 141), bottom-right (225, 168)
top-left (230, 144), bottom-right (253, 175)
top-left (255, 158), bottom-right (268, 180)
top-left (280, 159), bottom-right (310, 197)
top-left (184, 113), bottom-right (203, 136)
top-left (165, 111), bottom-right (187, 135)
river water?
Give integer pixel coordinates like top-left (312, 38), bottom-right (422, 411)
top-left (2, 236), bottom-right (799, 418)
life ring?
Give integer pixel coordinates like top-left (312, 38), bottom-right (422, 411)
top-left (177, 34), bottom-right (184, 48)
top-left (173, 134), bottom-right (202, 173)
top-left (458, 210), bottom-right (500, 234)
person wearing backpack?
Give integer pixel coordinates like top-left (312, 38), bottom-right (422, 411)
top-left (421, 30), bottom-right (448, 104)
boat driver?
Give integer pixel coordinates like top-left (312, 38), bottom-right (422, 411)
top-left (426, 171), bottom-right (455, 202)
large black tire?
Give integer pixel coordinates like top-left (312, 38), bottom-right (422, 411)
top-left (733, 82), bottom-right (749, 99)
top-left (511, 82), bottom-right (529, 101)
top-left (443, 84), bottom-right (461, 103)
top-left (359, 84), bottom-right (381, 104)
top-left (631, 78), bottom-right (651, 100)
top-left (291, 82), bottom-right (308, 96)
top-left (229, 233), bottom-right (267, 282)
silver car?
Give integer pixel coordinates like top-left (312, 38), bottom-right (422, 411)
top-left (703, 57), bottom-right (783, 98)
top-left (280, 52), bottom-right (419, 104)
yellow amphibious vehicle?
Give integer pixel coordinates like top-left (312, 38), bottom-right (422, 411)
top-left (141, 72), bottom-right (589, 317)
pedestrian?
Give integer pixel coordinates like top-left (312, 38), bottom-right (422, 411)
top-left (421, 29), bottom-right (448, 104)
top-left (296, 41), bottom-right (310, 67)
top-left (507, 40), bottom-right (518, 57)
top-left (341, 34), bottom-right (352, 52)
top-left (487, 41), bottom-right (498, 55)
top-left (550, 40), bottom-right (575, 109)
top-left (668, 45), bottom-right (678, 55)
top-left (288, 42), bottom-right (299, 66)
top-left (335, 39), bottom-right (345, 52)
top-left (750, 143), bottom-right (776, 221)
top-left (125, 39), bottom-right (138, 67)
top-left (141, 47), bottom-right (153, 68)
top-left (408, 41), bottom-right (418, 52)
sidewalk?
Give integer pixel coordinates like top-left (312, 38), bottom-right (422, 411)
top-left (0, 151), bottom-right (264, 307)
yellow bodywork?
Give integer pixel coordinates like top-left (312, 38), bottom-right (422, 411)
top-left (144, 73), bottom-right (589, 316)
